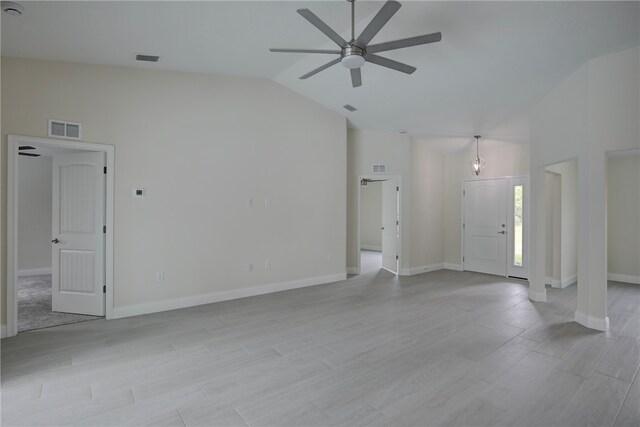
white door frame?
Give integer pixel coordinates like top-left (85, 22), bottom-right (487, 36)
top-left (355, 174), bottom-right (403, 275)
top-left (461, 175), bottom-right (529, 278)
top-left (6, 134), bottom-right (115, 337)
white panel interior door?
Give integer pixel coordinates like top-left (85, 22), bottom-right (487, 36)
top-left (52, 152), bottom-right (105, 316)
top-left (381, 179), bottom-right (399, 273)
top-left (464, 179), bottom-right (508, 276)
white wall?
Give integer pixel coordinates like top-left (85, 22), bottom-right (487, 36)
top-left (17, 156), bottom-right (52, 272)
top-left (547, 159), bottom-right (578, 286)
top-left (607, 155), bottom-right (640, 282)
top-left (529, 47), bottom-right (640, 330)
top-left (443, 139), bottom-right (530, 266)
top-left (410, 139), bottom-right (444, 270)
top-left (1, 57), bottom-right (347, 324)
top-left (346, 130), bottom-right (446, 274)
top-left (347, 129), bottom-right (412, 272)
top-left (545, 171), bottom-right (561, 282)
top-left (359, 182), bottom-right (382, 251)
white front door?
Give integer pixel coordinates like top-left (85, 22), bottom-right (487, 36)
top-left (464, 179), bottom-right (508, 276)
top-left (381, 179), bottom-right (399, 273)
top-left (52, 152), bottom-right (105, 316)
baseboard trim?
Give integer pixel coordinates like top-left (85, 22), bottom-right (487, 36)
top-left (444, 263), bottom-right (463, 271)
top-left (608, 273), bottom-right (640, 285)
top-left (560, 275), bottom-right (577, 288)
top-left (360, 245), bottom-right (382, 252)
top-left (575, 310), bottom-right (609, 332)
top-left (17, 268), bottom-right (52, 277)
top-left (546, 276), bottom-right (561, 287)
top-left (399, 263), bottom-right (444, 276)
top-left (112, 272), bottom-right (347, 319)
top-left (528, 288), bottom-right (547, 302)
top-left (346, 267), bottom-right (360, 275)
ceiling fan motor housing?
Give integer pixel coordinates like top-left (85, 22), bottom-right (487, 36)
top-left (341, 45), bottom-right (366, 69)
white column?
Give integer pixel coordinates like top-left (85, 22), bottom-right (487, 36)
top-left (528, 165), bottom-right (547, 302)
top-left (575, 151), bottom-right (609, 331)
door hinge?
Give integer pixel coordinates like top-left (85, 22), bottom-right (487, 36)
top-left (396, 186), bottom-right (399, 192)
top-left (103, 166), bottom-right (107, 174)
top-left (463, 257), bottom-right (465, 262)
top-left (396, 220), bottom-right (399, 225)
top-left (396, 255), bottom-right (399, 260)
top-left (103, 285), bottom-right (106, 293)
top-left (463, 223), bottom-right (465, 229)
top-left (463, 190), bottom-right (466, 196)
top-left (103, 225), bottom-right (106, 233)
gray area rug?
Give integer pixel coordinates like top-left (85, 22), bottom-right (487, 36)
top-left (18, 275), bottom-right (101, 332)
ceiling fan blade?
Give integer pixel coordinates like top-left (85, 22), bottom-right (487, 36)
top-left (19, 145), bottom-right (36, 150)
top-left (350, 68), bottom-right (362, 88)
top-left (355, 0), bottom-right (401, 47)
top-left (366, 32), bottom-right (442, 53)
top-left (297, 9), bottom-right (348, 48)
top-left (366, 54), bottom-right (416, 74)
top-left (270, 48), bottom-right (341, 54)
top-left (19, 152), bottom-right (41, 157)
top-left (300, 58), bottom-right (341, 79)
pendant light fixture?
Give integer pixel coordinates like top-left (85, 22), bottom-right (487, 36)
top-left (471, 135), bottom-right (485, 176)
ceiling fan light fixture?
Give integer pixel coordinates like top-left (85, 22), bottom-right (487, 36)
top-left (341, 46), bottom-right (366, 69)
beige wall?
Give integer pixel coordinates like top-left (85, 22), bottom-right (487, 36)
top-left (607, 155), bottom-right (640, 280)
top-left (359, 182), bottom-right (382, 251)
top-left (347, 129), bottom-right (412, 271)
top-left (17, 156), bottom-right (52, 271)
top-left (547, 159), bottom-right (578, 284)
top-left (529, 47), bottom-right (639, 327)
top-left (443, 139), bottom-right (530, 265)
top-left (1, 57), bottom-right (347, 326)
top-left (545, 171), bottom-right (561, 281)
top-left (409, 139), bottom-right (444, 269)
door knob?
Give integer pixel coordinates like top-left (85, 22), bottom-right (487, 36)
top-left (51, 238), bottom-right (60, 244)
top-left (498, 231), bottom-right (506, 235)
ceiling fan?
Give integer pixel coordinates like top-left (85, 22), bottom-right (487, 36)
top-left (270, 0), bottom-right (441, 88)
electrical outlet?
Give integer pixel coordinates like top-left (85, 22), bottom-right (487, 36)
top-left (156, 272), bottom-right (164, 282)
top-left (264, 197), bottom-right (271, 207)
top-left (248, 198), bottom-right (254, 207)
top-left (248, 263), bottom-right (254, 272)
top-left (264, 260), bottom-right (271, 270)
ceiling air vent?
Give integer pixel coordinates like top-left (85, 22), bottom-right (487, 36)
top-left (343, 104), bottom-right (357, 112)
top-left (48, 119), bottom-right (81, 140)
top-left (135, 54), bottom-right (160, 62)
top-left (372, 164), bottom-right (386, 174)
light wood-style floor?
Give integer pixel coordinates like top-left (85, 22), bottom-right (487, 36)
top-left (1, 269), bottom-right (639, 427)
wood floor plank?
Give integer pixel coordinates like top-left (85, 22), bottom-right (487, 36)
top-left (2, 271), bottom-right (638, 427)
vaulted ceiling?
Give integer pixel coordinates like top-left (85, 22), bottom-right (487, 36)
top-left (2, 1), bottom-right (639, 145)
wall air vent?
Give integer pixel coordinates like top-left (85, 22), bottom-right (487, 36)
top-left (48, 119), bottom-right (81, 140)
top-left (372, 164), bottom-right (386, 174)
top-left (343, 104), bottom-right (357, 112)
top-left (135, 54), bottom-right (160, 62)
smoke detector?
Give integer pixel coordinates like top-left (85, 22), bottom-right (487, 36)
top-left (2, 1), bottom-right (24, 16)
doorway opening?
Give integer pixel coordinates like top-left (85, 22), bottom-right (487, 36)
top-left (6, 135), bottom-right (115, 337)
top-left (357, 175), bottom-right (401, 275)
top-left (544, 159), bottom-right (578, 289)
top-left (462, 176), bottom-right (529, 279)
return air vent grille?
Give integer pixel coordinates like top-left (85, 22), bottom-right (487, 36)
top-left (343, 104), bottom-right (357, 112)
top-left (48, 119), bottom-right (82, 140)
top-left (135, 54), bottom-right (160, 62)
top-left (372, 164), bottom-right (386, 174)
